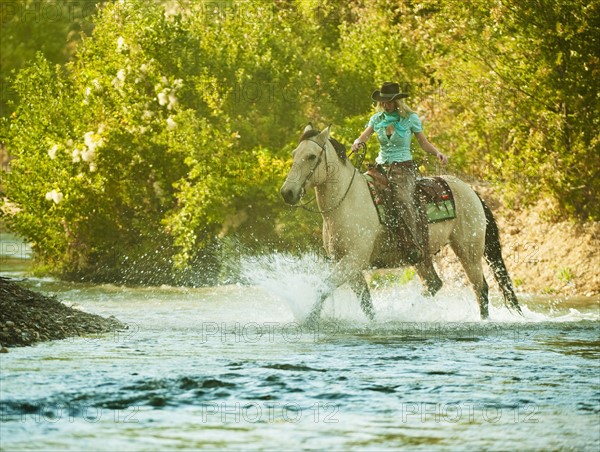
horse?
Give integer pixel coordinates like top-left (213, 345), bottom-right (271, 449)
top-left (280, 124), bottom-right (522, 325)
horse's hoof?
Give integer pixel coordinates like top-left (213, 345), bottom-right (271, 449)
top-left (421, 286), bottom-right (439, 298)
top-left (511, 304), bottom-right (523, 316)
top-left (302, 314), bottom-right (320, 330)
top-left (421, 279), bottom-right (442, 298)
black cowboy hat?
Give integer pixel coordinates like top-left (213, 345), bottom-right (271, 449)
top-left (371, 82), bottom-right (408, 102)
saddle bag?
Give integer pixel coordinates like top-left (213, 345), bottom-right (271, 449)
top-left (363, 167), bottom-right (456, 225)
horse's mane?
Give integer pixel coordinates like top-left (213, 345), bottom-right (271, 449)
top-left (298, 129), bottom-right (347, 163)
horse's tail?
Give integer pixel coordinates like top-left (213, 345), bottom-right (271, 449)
top-left (477, 194), bottom-right (523, 315)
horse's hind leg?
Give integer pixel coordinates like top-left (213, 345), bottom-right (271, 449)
top-left (349, 272), bottom-right (375, 321)
top-left (454, 244), bottom-right (489, 319)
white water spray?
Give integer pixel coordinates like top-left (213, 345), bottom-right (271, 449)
top-left (240, 252), bottom-right (598, 324)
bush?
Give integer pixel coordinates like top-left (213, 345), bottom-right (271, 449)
top-left (0, 0), bottom-right (357, 283)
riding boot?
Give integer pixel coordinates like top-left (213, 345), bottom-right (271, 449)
top-left (402, 206), bottom-right (427, 265)
top-left (412, 199), bottom-right (429, 264)
top-left (387, 163), bottom-right (425, 265)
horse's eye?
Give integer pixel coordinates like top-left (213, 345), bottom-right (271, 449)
top-left (307, 154), bottom-right (317, 161)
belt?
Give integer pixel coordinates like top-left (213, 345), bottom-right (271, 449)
top-left (380, 161), bottom-right (415, 175)
top-left (380, 161), bottom-right (414, 169)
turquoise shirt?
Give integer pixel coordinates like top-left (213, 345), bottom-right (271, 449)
top-left (368, 111), bottom-right (423, 164)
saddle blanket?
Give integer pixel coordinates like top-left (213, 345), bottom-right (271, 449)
top-left (364, 168), bottom-right (456, 226)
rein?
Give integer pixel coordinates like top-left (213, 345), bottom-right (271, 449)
top-left (295, 141), bottom-right (367, 214)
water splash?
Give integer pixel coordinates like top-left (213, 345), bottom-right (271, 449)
top-left (240, 253), bottom-right (598, 324)
top-left (240, 252), bottom-right (333, 322)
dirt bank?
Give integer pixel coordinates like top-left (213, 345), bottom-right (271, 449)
top-left (0, 277), bottom-right (126, 350)
top-left (436, 182), bottom-right (599, 297)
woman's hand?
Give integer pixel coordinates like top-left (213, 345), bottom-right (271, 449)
top-left (415, 132), bottom-right (448, 164)
top-left (436, 151), bottom-right (449, 165)
top-left (351, 139), bottom-right (364, 152)
top-left (352, 127), bottom-right (373, 151)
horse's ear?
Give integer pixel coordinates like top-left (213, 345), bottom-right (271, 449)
top-left (315, 124), bottom-right (331, 145)
top-left (303, 123), bottom-right (313, 133)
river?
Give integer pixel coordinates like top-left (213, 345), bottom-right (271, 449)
top-left (1, 245), bottom-right (599, 451)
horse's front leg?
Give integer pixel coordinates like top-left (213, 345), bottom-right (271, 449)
top-left (304, 287), bottom-right (330, 328)
top-left (349, 272), bottom-right (375, 321)
top-left (415, 260), bottom-right (443, 297)
top-left (304, 253), bottom-right (370, 327)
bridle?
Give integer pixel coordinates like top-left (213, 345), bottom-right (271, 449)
top-left (294, 139), bottom-right (366, 214)
top-left (297, 139), bottom-right (327, 193)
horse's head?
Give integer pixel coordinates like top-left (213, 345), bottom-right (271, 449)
top-left (280, 124), bottom-right (333, 205)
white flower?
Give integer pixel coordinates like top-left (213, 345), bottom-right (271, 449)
top-left (157, 91), bottom-right (169, 106)
top-left (140, 64), bottom-right (148, 74)
top-left (82, 131), bottom-right (104, 161)
top-left (72, 148), bottom-right (81, 163)
top-left (92, 79), bottom-right (102, 92)
top-left (168, 93), bottom-right (178, 110)
top-left (166, 116), bottom-right (177, 130)
top-left (164, 1), bottom-right (179, 20)
top-left (81, 147), bottom-right (95, 162)
top-left (112, 70), bottom-right (126, 89)
top-left (45, 189), bottom-right (63, 204)
top-left (48, 145), bottom-right (58, 160)
top-left (84, 131), bottom-right (95, 149)
top-left (89, 163), bottom-right (97, 172)
top-left (142, 110), bottom-right (153, 121)
top-left (117, 36), bottom-right (127, 52)
top-left (84, 87), bottom-right (92, 97)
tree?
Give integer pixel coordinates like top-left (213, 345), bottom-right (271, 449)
top-left (0, 0), bottom-right (102, 117)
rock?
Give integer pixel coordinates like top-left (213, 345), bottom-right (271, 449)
top-left (0, 347), bottom-right (8, 353)
top-left (0, 276), bottom-right (126, 347)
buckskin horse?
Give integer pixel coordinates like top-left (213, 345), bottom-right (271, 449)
top-left (280, 124), bottom-right (522, 325)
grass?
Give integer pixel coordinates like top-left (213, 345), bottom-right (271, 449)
top-left (369, 268), bottom-right (416, 289)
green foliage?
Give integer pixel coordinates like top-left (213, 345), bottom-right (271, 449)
top-left (1, 0), bottom-right (597, 284)
top-left (556, 267), bottom-right (575, 284)
top-left (0, 0), bottom-right (102, 116)
top-left (408, 0), bottom-right (599, 219)
top-left (369, 268), bottom-right (416, 289)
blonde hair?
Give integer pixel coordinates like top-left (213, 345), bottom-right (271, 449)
top-left (375, 99), bottom-right (414, 117)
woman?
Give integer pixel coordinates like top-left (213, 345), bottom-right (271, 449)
top-left (351, 82), bottom-right (448, 264)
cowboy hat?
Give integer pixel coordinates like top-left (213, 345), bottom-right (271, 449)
top-left (371, 82), bottom-right (408, 102)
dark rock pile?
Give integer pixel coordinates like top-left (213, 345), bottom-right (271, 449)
top-left (0, 276), bottom-right (125, 350)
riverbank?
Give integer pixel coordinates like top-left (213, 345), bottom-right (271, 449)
top-left (0, 277), bottom-right (126, 350)
top-left (473, 183), bottom-right (599, 297)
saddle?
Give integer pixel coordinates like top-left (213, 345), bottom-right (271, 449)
top-left (364, 166), bottom-right (456, 227)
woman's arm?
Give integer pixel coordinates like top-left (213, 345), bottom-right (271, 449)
top-left (351, 126), bottom-right (374, 151)
top-left (415, 131), bottom-right (448, 165)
